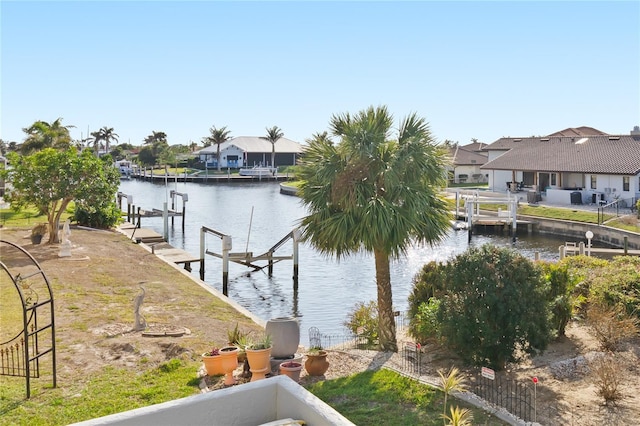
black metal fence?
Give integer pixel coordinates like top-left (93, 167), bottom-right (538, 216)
top-left (473, 373), bottom-right (536, 423)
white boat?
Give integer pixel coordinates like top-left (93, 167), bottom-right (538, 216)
top-left (115, 160), bottom-right (134, 179)
top-left (239, 166), bottom-right (276, 177)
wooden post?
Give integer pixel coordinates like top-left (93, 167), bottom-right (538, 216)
top-left (163, 202), bottom-right (169, 241)
top-left (171, 190), bottom-right (175, 227)
top-left (200, 228), bottom-right (206, 280)
top-left (512, 197), bottom-right (517, 243)
top-left (268, 251), bottom-right (274, 276)
top-left (579, 242), bottom-right (585, 255)
top-left (467, 198), bottom-right (473, 242)
top-left (222, 235), bottom-right (232, 296)
top-left (292, 228), bottom-right (301, 281)
top-left (624, 236), bottom-right (628, 254)
top-left (559, 245), bottom-right (565, 260)
top-left (534, 252), bottom-right (540, 261)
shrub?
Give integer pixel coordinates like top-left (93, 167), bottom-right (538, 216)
top-left (74, 202), bottom-right (122, 229)
top-left (591, 353), bottom-right (624, 405)
top-left (588, 256), bottom-right (640, 318)
top-left (586, 304), bottom-right (639, 351)
top-left (540, 261), bottom-right (573, 337)
top-left (344, 301), bottom-right (378, 346)
top-left (408, 261), bottom-right (448, 319)
top-left (408, 298), bottom-right (441, 344)
top-left (436, 245), bottom-right (553, 369)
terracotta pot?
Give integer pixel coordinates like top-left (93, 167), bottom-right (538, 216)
top-left (279, 361), bottom-right (302, 382)
top-left (245, 347), bottom-right (272, 382)
top-left (202, 353), bottom-right (225, 376)
top-left (304, 350), bottom-right (329, 376)
top-left (219, 346), bottom-right (239, 386)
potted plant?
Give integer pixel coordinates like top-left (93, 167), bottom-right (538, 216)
top-left (226, 323), bottom-right (251, 363)
top-left (279, 360), bottom-right (303, 382)
top-left (31, 223), bottom-right (48, 245)
top-left (304, 346), bottom-right (329, 376)
top-left (201, 347), bottom-right (225, 376)
top-left (244, 333), bottom-right (272, 382)
top-left (202, 345), bottom-right (240, 384)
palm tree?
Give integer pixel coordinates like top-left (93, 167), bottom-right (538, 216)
top-left (144, 131), bottom-right (167, 145)
top-left (261, 126), bottom-right (284, 169)
top-left (21, 118), bottom-right (75, 154)
top-left (203, 126), bottom-right (231, 171)
top-left (297, 106), bottom-right (451, 352)
top-left (90, 126), bottom-right (119, 156)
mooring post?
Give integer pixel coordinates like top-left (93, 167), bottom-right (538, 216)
top-left (222, 235), bottom-right (232, 296)
top-left (268, 251), bottom-right (274, 276)
top-left (170, 190), bottom-right (175, 227)
top-left (292, 228), bottom-right (301, 281)
top-left (559, 245), bottom-right (565, 260)
top-left (624, 236), bottom-right (628, 254)
top-left (511, 197), bottom-right (517, 243)
top-left (467, 199), bottom-right (473, 242)
top-left (163, 202), bottom-right (169, 241)
top-left (200, 228), bottom-right (206, 280)
top-left (579, 242), bottom-right (585, 255)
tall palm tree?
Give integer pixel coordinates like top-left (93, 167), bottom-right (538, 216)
top-left (297, 106), bottom-right (452, 352)
top-left (261, 126), bottom-right (284, 168)
top-left (203, 126), bottom-right (231, 171)
top-left (90, 126), bottom-right (119, 156)
top-left (21, 118), bottom-right (75, 154)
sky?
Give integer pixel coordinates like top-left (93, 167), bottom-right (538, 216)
top-left (1, 1), bottom-right (639, 148)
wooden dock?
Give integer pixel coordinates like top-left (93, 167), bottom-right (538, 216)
top-left (563, 245), bottom-right (640, 256)
top-left (118, 223), bottom-right (203, 271)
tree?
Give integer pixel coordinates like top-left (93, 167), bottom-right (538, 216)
top-left (144, 131), bottom-right (167, 145)
top-left (21, 118), bottom-right (75, 154)
top-left (436, 245), bottom-right (552, 369)
top-left (90, 126), bottom-right (119, 156)
top-left (3, 148), bottom-right (120, 243)
top-left (261, 126), bottom-right (284, 168)
top-left (297, 105), bottom-right (452, 351)
top-left (203, 126), bottom-right (231, 171)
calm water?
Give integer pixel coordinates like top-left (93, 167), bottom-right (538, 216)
top-left (119, 179), bottom-right (570, 346)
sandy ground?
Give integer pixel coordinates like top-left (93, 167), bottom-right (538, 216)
top-left (1, 225), bottom-right (638, 425)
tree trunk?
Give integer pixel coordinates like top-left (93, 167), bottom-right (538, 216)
top-left (217, 144), bottom-right (221, 172)
top-left (271, 144), bottom-right (275, 168)
top-left (374, 248), bottom-right (397, 352)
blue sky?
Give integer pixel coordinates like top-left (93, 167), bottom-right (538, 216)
top-left (1, 1), bottom-right (639, 147)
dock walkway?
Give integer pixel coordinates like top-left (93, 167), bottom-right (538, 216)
top-left (118, 223), bottom-right (203, 271)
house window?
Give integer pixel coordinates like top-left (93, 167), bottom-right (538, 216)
top-left (623, 176), bottom-right (630, 192)
top-left (591, 175), bottom-right (597, 189)
top-left (550, 173), bottom-right (557, 186)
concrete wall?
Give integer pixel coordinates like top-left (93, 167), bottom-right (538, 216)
top-left (521, 215), bottom-right (640, 250)
top-left (71, 376), bottom-right (355, 426)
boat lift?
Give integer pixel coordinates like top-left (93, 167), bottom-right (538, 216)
top-left (456, 190), bottom-right (520, 243)
top-left (200, 226), bottom-right (302, 296)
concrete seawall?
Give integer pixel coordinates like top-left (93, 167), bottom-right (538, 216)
top-left (521, 215), bottom-right (640, 250)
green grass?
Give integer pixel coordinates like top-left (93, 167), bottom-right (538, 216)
top-left (0, 205), bottom-right (74, 227)
top-left (304, 369), bottom-right (506, 425)
top-left (0, 360), bottom-right (201, 426)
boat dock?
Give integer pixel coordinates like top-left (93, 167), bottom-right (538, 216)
top-left (118, 223), bottom-right (204, 271)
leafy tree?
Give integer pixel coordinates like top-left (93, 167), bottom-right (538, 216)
top-left (90, 126), bottom-right (119, 155)
top-left (436, 245), bottom-right (552, 369)
top-left (20, 118), bottom-right (74, 154)
top-left (298, 106), bottom-right (451, 351)
top-left (261, 126), bottom-right (283, 168)
top-left (139, 131), bottom-right (170, 166)
top-left (3, 148), bottom-right (120, 242)
top-left (144, 131), bottom-right (167, 145)
top-left (202, 126), bottom-right (231, 171)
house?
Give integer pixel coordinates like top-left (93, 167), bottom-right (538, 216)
top-left (480, 126), bottom-right (640, 207)
top-left (448, 142), bottom-right (488, 183)
top-left (198, 136), bottom-right (304, 169)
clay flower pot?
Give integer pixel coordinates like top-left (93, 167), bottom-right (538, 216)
top-left (279, 361), bottom-right (303, 383)
top-left (304, 350), bottom-right (329, 376)
top-left (219, 346), bottom-right (239, 386)
top-left (202, 350), bottom-right (225, 376)
top-left (245, 347), bottom-right (272, 382)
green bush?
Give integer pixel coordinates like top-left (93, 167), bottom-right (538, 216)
top-left (540, 262), bottom-right (573, 337)
top-left (409, 298), bottom-right (441, 344)
top-left (344, 300), bottom-right (378, 346)
top-left (588, 256), bottom-right (640, 318)
top-left (435, 245), bottom-right (552, 369)
top-left (408, 261), bottom-right (448, 319)
top-left (74, 202), bottom-right (122, 229)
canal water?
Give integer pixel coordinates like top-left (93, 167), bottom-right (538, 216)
top-left (118, 179), bottom-right (571, 346)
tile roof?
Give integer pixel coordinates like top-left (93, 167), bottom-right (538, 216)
top-left (547, 127), bottom-right (608, 137)
top-left (450, 145), bottom-right (488, 166)
top-left (199, 136), bottom-right (303, 155)
top-left (481, 135), bottom-right (640, 175)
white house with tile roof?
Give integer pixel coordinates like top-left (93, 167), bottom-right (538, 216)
top-left (481, 126), bottom-right (640, 207)
top-left (448, 142), bottom-right (488, 183)
top-left (198, 136), bottom-right (304, 169)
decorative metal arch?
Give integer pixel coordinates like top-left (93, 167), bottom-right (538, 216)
top-left (0, 240), bottom-right (56, 398)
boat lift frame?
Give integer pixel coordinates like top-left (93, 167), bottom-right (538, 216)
top-left (200, 226), bottom-right (302, 296)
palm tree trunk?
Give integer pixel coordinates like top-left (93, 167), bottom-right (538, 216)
top-left (374, 248), bottom-right (397, 352)
top-left (217, 144), bottom-right (221, 172)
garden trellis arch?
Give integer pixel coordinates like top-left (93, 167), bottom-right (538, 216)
top-left (0, 240), bottom-right (56, 398)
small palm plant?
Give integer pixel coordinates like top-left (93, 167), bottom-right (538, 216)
top-left (247, 333), bottom-right (272, 350)
top-left (441, 405), bottom-right (473, 426)
top-left (438, 366), bottom-right (467, 424)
